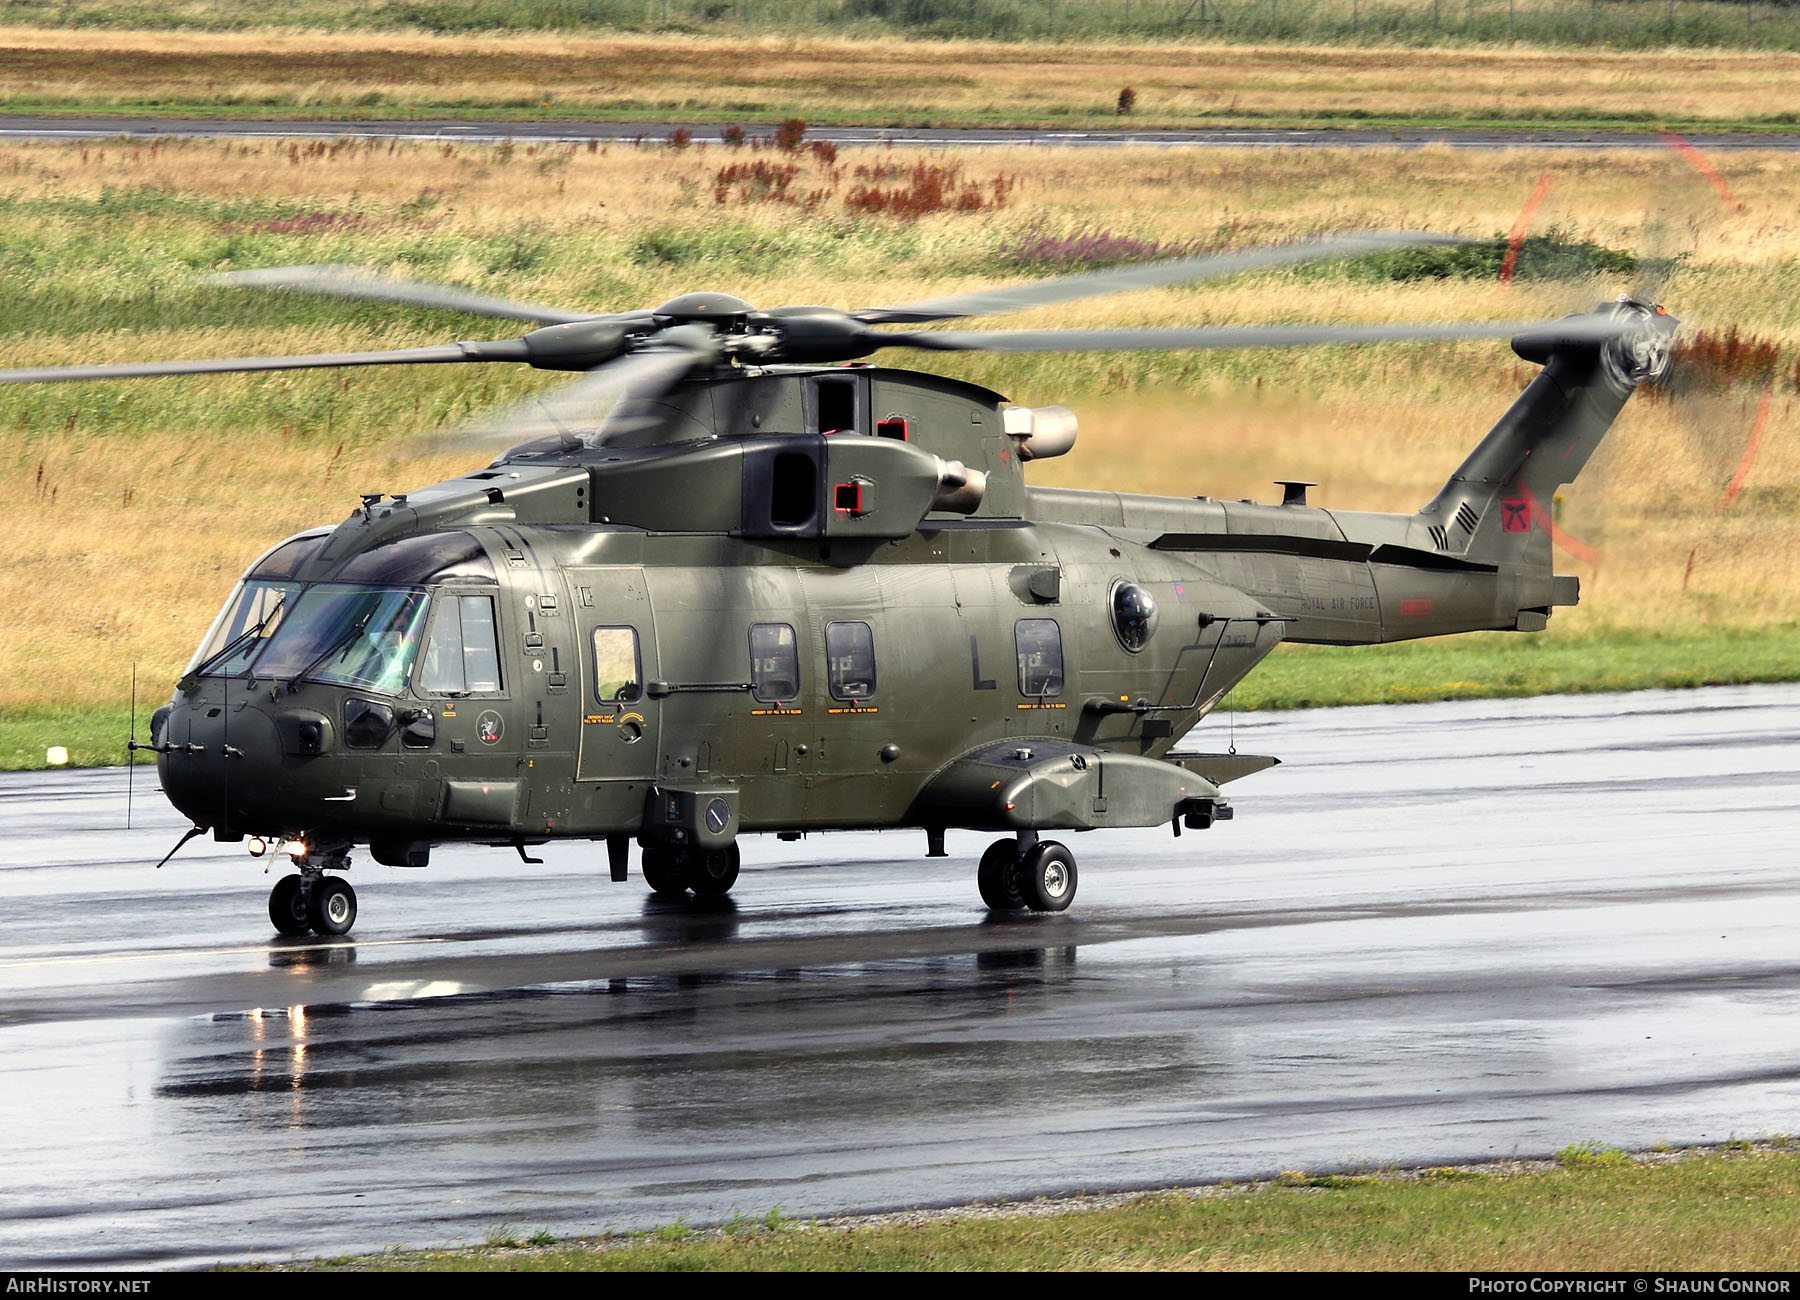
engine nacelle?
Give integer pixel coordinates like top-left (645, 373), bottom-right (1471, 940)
top-left (1003, 405), bottom-right (1078, 461)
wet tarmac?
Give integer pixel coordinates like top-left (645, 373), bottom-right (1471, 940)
top-left (2, 684), bottom-right (1798, 1269)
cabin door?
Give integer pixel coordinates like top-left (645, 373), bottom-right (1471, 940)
top-left (569, 566), bottom-right (662, 784)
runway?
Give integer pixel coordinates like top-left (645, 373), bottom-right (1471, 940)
top-left (3, 115), bottom-right (1800, 152)
top-left (2, 684), bottom-right (1798, 1269)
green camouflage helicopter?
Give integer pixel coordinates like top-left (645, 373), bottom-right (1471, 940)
top-left (0, 232), bottom-right (1675, 937)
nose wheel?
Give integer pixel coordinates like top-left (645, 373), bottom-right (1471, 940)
top-left (977, 838), bottom-right (1078, 913)
top-left (309, 876), bottom-right (358, 936)
top-left (266, 856), bottom-right (358, 937)
top-left (268, 873), bottom-right (311, 936)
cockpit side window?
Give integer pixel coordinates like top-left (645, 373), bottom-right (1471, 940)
top-left (420, 594), bottom-right (503, 695)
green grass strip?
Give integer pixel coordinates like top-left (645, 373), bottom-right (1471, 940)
top-left (1235, 623), bottom-right (1800, 711)
top-left (271, 1144), bottom-right (1800, 1271)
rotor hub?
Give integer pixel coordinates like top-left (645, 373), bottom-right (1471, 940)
top-left (1602, 298), bottom-right (1677, 387)
top-left (653, 291), bottom-right (757, 329)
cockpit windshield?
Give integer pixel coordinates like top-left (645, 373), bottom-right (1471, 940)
top-left (185, 530), bottom-right (331, 678)
top-left (185, 580), bottom-right (297, 677)
top-left (252, 584), bottom-right (431, 694)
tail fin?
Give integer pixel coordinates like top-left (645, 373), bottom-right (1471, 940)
top-left (1419, 298), bottom-right (1676, 573)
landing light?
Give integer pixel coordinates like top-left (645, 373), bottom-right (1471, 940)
top-left (247, 837), bottom-right (267, 858)
top-left (285, 838), bottom-right (308, 860)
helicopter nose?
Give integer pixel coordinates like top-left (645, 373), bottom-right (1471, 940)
top-left (157, 698), bottom-right (283, 832)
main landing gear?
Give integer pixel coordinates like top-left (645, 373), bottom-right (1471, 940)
top-left (267, 846), bottom-right (358, 938)
top-left (641, 843), bottom-right (741, 899)
top-left (977, 836), bottom-right (1078, 914)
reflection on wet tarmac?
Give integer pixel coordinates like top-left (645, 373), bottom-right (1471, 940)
top-left (637, 894), bottom-right (741, 946)
top-left (152, 939), bottom-right (1170, 1192)
top-left (267, 940), bottom-right (357, 971)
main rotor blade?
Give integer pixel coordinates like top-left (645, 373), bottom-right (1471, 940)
top-left (439, 327), bottom-right (717, 453)
top-left (206, 265), bottom-right (630, 326)
top-left (880, 315), bottom-right (1639, 355)
top-left (0, 342), bottom-right (520, 385)
top-left (853, 231), bottom-right (1470, 326)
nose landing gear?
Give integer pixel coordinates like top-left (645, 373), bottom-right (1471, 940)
top-left (266, 842), bottom-right (357, 937)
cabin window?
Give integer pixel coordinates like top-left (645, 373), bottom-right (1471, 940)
top-left (1015, 619), bottom-right (1064, 697)
top-left (825, 621), bottom-right (876, 701)
top-left (592, 626), bottom-right (642, 703)
top-left (420, 594), bottom-right (502, 694)
top-left (749, 623), bottom-right (800, 702)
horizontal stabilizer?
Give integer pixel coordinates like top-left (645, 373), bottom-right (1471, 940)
top-left (1165, 752), bottom-right (1282, 786)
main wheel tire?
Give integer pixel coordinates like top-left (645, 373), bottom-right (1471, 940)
top-left (641, 846), bottom-right (688, 896)
top-left (308, 876), bottom-right (358, 936)
top-left (686, 843), bottom-right (741, 897)
top-left (268, 873), bottom-right (312, 936)
top-left (1019, 841), bottom-right (1077, 913)
top-left (977, 839), bottom-right (1026, 911)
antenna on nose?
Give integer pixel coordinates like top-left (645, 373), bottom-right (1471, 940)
top-left (126, 664), bottom-right (136, 831)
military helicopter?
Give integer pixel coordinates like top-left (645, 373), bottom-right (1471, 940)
top-left (0, 231), bottom-right (1675, 937)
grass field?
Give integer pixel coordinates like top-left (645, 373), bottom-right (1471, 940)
top-left (275, 1144), bottom-right (1800, 1270)
top-left (8, 27), bottom-right (1800, 130)
top-left (2, 135), bottom-right (1797, 767)
top-left (9, 0), bottom-right (1800, 51)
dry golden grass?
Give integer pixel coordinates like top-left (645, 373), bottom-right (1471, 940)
top-left (6, 26), bottom-right (1800, 126)
top-left (1, 136), bottom-right (1796, 713)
